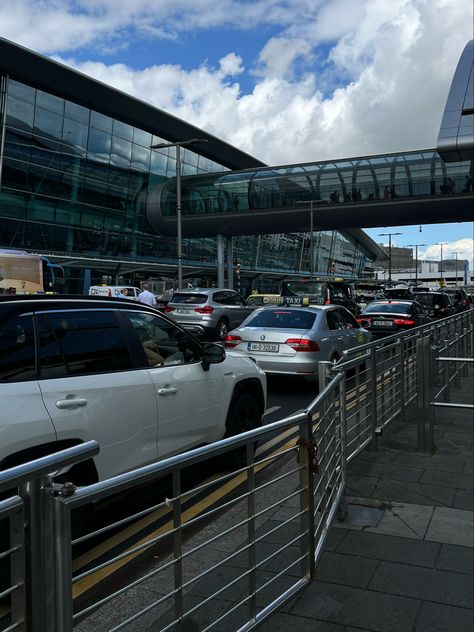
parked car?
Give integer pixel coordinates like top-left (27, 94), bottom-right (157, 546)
top-left (412, 291), bottom-right (455, 319)
top-left (0, 294), bottom-right (267, 482)
top-left (280, 278), bottom-right (361, 316)
top-left (225, 305), bottom-right (371, 378)
top-left (442, 288), bottom-right (471, 312)
top-left (164, 288), bottom-right (254, 339)
top-left (357, 300), bottom-right (429, 337)
top-left (384, 288), bottom-right (413, 300)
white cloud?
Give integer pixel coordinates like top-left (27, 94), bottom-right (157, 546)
top-left (422, 239), bottom-right (474, 268)
top-left (1, 0), bottom-right (472, 167)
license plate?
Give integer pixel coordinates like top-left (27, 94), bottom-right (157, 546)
top-left (176, 308), bottom-right (192, 314)
top-left (248, 342), bottom-right (279, 352)
top-left (372, 320), bottom-right (393, 327)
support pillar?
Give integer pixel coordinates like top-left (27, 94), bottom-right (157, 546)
top-left (217, 234), bottom-right (225, 288)
top-left (226, 236), bottom-right (234, 289)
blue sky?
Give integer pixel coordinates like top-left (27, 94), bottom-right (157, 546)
top-left (1, 0), bottom-right (472, 263)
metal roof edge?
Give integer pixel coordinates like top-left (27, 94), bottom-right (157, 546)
top-left (342, 228), bottom-right (389, 260)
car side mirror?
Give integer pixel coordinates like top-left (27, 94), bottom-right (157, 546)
top-left (202, 343), bottom-right (225, 371)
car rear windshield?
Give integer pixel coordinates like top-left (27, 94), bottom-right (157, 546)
top-left (414, 294), bottom-right (442, 307)
top-left (282, 282), bottom-right (325, 297)
top-left (364, 302), bottom-right (411, 314)
top-left (170, 293), bottom-right (207, 305)
top-left (246, 310), bottom-right (316, 329)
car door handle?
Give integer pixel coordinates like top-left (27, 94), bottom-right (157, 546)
top-left (55, 398), bottom-right (88, 409)
top-left (157, 387), bottom-right (177, 396)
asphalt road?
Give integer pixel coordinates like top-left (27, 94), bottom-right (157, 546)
top-left (263, 374), bottom-right (319, 424)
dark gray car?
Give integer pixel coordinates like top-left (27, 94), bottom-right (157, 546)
top-left (165, 288), bottom-right (254, 339)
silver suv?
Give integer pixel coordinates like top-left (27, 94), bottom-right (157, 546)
top-left (165, 288), bottom-right (254, 339)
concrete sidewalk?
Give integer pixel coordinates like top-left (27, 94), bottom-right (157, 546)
top-left (259, 372), bottom-right (473, 632)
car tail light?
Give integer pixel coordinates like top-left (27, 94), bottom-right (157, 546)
top-left (357, 316), bottom-right (371, 325)
top-left (225, 335), bottom-right (242, 348)
top-left (194, 305), bottom-right (214, 314)
top-left (164, 305), bottom-right (175, 313)
top-left (393, 318), bottom-right (416, 326)
top-left (285, 338), bottom-right (320, 352)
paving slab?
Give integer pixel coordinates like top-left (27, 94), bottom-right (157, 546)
top-left (370, 478), bottom-right (456, 507)
top-left (369, 561), bottom-right (473, 608)
top-left (425, 507), bottom-right (474, 547)
top-left (437, 543), bottom-right (474, 574)
top-left (289, 581), bottom-right (421, 632)
top-left (415, 602), bottom-right (474, 632)
top-left (258, 612), bottom-right (346, 631)
top-left (315, 551), bottom-right (380, 589)
top-left (364, 503), bottom-right (434, 540)
top-left (336, 531), bottom-right (440, 568)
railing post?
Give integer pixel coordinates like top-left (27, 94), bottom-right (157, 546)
top-left (18, 476), bottom-right (52, 632)
top-left (337, 375), bottom-right (348, 522)
top-left (299, 413), bottom-right (316, 580)
top-left (318, 361), bottom-right (332, 391)
top-left (442, 338), bottom-right (450, 402)
top-left (172, 470), bottom-right (183, 630)
top-left (368, 346), bottom-right (378, 451)
top-left (454, 333), bottom-right (461, 388)
top-left (416, 336), bottom-right (433, 452)
top-left (461, 328), bottom-right (468, 377)
top-left (398, 336), bottom-right (406, 422)
top-left (45, 487), bottom-right (73, 632)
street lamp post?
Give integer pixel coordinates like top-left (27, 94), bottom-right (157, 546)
top-left (436, 242), bottom-right (448, 281)
top-left (378, 232), bottom-right (402, 286)
top-left (406, 243), bottom-right (426, 288)
top-left (150, 138), bottom-right (208, 290)
top-left (296, 199), bottom-right (322, 277)
top-left (451, 250), bottom-right (461, 286)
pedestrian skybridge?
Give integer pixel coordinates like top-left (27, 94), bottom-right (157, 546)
top-left (147, 148), bottom-right (473, 237)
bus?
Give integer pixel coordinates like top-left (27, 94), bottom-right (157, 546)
top-left (0, 249), bottom-right (64, 294)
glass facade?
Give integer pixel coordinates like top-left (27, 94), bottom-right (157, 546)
top-left (0, 74), bottom-right (377, 291)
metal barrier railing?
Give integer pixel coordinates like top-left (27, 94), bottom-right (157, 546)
top-left (0, 309), bottom-right (472, 632)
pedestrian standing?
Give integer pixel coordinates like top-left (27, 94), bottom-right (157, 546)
top-left (137, 283), bottom-right (156, 306)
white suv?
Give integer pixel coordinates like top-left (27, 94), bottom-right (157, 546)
top-left (0, 295), bottom-right (266, 482)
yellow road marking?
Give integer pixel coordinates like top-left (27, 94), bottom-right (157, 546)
top-left (73, 437), bottom-right (298, 598)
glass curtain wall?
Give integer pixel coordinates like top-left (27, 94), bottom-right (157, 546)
top-left (0, 77), bottom-right (225, 269)
top-left (0, 75), bottom-right (377, 290)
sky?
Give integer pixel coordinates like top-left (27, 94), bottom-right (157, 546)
top-left (1, 0), bottom-right (473, 265)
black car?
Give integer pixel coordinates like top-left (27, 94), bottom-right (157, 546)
top-left (412, 292), bottom-right (455, 319)
top-left (442, 288), bottom-right (471, 312)
top-left (281, 278), bottom-right (361, 316)
top-left (384, 288), bottom-right (413, 300)
top-left (356, 300), bottom-right (429, 337)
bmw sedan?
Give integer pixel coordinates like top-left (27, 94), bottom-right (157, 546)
top-left (356, 300), bottom-right (429, 337)
top-left (225, 305), bottom-right (371, 378)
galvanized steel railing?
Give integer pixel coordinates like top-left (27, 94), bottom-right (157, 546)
top-left (0, 308), bottom-right (472, 632)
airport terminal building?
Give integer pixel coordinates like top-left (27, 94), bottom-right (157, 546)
top-left (5, 36), bottom-right (468, 294)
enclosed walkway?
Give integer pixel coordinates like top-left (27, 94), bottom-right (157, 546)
top-left (147, 148), bottom-right (473, 237)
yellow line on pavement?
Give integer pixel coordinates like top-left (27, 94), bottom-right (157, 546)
top-left (73, 436), bottom-right (298, 598)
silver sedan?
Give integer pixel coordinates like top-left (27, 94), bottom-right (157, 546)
top-left (225, 305), bottom-right (371, 377)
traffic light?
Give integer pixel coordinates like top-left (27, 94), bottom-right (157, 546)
top-left (438, 278), bottom-right (446, 288)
